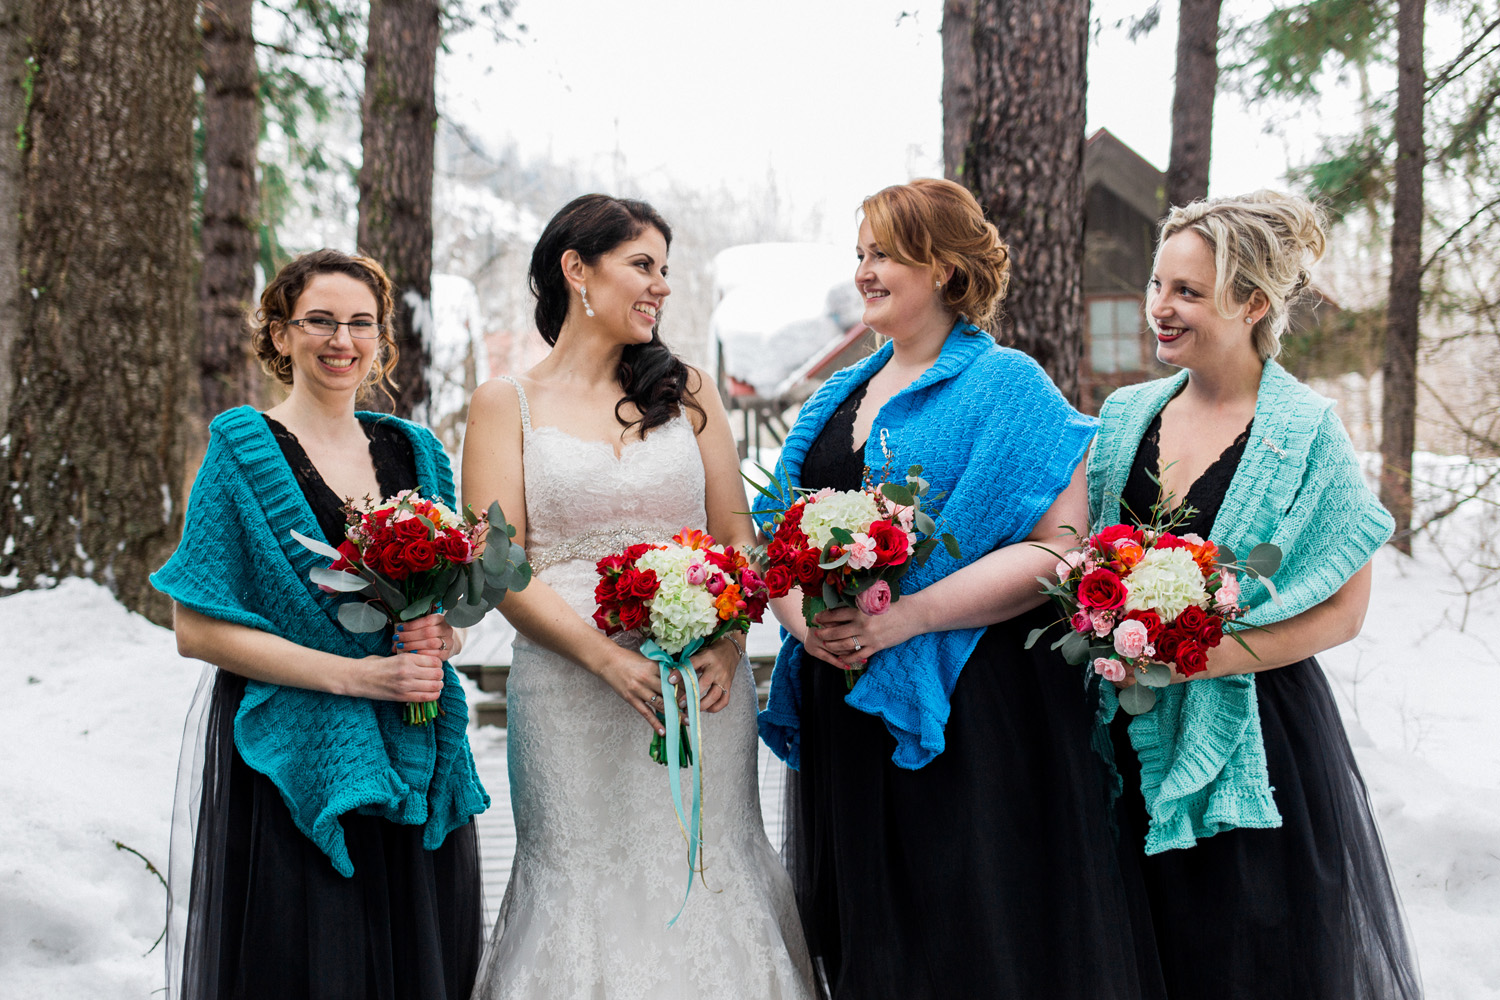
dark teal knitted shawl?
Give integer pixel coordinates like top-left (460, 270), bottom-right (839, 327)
top-left (753, 322), bottom-right (1097, 770)
top-left (151, 406), bottom-right (489, 876)
top-left (1089, 361), bottom-right (1394, 853)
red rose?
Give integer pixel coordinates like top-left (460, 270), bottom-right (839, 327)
top-left (781, 503), bottom-right (805, 528)
top-left (1176, 641), bottom-right (1209, 677)
top-left (596, 554), bottom-right (625, 576)
top-left (623, 543), bottom-right (655, 562)
top-left (792, 548), bottom-right (824, 586)
top-left (396, 516), bottom-right (428, 541)
top-left (766, 538), bottom-right (795, 566)
top-left (873, 522), bottom-right (909, 565)
top-left (1154, 533), bottom-right (1190, 551)
top-left (402, 539), bottom-right (438, 573)
top-left (1077, 569), bottom-right (1127, 610)
top-left (1175, 605), bottom-right (1207, 632)
top-left (1154, 626), bottom-right (1185, 663)
top-left (744, 590), bottom-right (768, 621)
top-left (436, 530), bottom-right (472, 564)
top-left (628, 568), bottom-right (660, 600)
top-left (1195, 618), bottom-right (1224, 647)
top-left (330, 539), bottom-right (361, 573)
top-left (1091, 524), bottom-right (1144, 549)
top-left (593, 608), bottom-right (621, 635)
top-left (1122, 609), bottom-right (1163, 642)
top-left (595, 578), bottom-right (619, 605)
top-left (619, 602), bottom-right (649, 630)
top-left (764, 564), bottom-right (795, 598)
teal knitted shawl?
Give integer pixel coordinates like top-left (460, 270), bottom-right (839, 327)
top-left (1088, 361), bottom-right (1393, 854)
top-left (150, 406), bottom-right (489, 876)
top-left (754, 322), bottom-right (1097, 769)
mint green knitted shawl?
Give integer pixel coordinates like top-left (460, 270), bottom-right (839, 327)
top-left (150, 406), bottom-right (489, 876)
top-left (1088, 361), bottom-right (1393, 854)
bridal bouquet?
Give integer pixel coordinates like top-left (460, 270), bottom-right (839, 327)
top-left (293, 491), bottom-right (532, 724)
top-left (751, 464), bottom-right (958, 688)
top-left (1028, 519), bottom-right (1281, 715)
top-left (593, 528), bottom-right (769, 765)
top-left (593, 528), bottom-right (770, 926)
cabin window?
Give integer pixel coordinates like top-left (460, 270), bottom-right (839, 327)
top-left (1088, 296), bottom-right (1144, 373)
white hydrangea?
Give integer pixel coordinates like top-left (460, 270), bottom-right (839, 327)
top-left (800, 490), bottom-right (882, 550)
top-left (637, 545), bottom-right (721, 654)
top-left (1124, 546), bottom-right (1208, 623)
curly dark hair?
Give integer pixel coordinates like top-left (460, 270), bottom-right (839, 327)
top-left (251, 249), bottom-right (399, 403)
top-left (529, 194), bottom-right (704, 435)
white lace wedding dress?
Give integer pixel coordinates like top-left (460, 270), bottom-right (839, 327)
top-left (471, 378), bottom-right (813, 1000)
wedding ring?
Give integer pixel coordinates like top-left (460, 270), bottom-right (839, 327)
top-left (439, 638), bottom-right (448, 652)
top-left (852, 640), bottom-right (863, 652)
top-left (650, 693), bottom-right (661, 705)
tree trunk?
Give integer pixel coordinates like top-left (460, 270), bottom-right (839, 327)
top-left (1381, 0), bottom-right (1425, 554)
top-left (1166, 0), bottom-right (1222, 209)
top-left (199, 0), bottom-right (262, 418)
top-left (965, 0), bottom-right (1090, 403)
top-left (357, 0), bottom-right (440, 419)
top-left (1, 0), bottom-right (198, 623)
top-left (0, 4), bottom-right (27, 433)
top-left (942, 0), bottom-right (976, 182)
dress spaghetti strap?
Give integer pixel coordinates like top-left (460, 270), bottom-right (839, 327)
top-left (496, 375), bottom-right (532, 433)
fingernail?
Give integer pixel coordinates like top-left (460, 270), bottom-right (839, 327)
top-left (397, 642), bottom-right (404, 649)
top-left (395, 625), bottom-right (403, 633)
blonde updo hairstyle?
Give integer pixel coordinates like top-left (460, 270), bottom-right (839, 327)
top-left (1156, 190), bottom-right (1328, 361)
top-left (252, 248), bottom-right (400, 400)
top-left (861, 178), bottom-right (1012, 330)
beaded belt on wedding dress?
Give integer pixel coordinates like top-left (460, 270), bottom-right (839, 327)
top-left (526, 524), bottom-right (671, 575)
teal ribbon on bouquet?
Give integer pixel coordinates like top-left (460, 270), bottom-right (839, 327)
top-left (639, 636), bottom-right (705, 927)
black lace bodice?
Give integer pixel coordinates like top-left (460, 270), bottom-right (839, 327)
top-left (801, 381), bottom-right (870, 493)
top-left (1119, 409), bottom-right (1252, 539)
top-left (264, 415), bottom-right (418, 545)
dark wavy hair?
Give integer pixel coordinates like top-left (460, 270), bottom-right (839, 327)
top-left (529, 194), bottom-right (704, 435)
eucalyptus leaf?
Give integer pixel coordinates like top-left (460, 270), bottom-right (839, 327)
top-left (481, 533), bottom-right (511, 574)
top-left (1058, 629), bottom-right (1092, 666)
top-left (880, 483), bottom-right (915, 507)
top-left (290, 529), bottom-right (342, 561)
top-left (338, 601), bottom-right (388, 633)
top-left (907, 464), bottom-right (923, 477)
top-left (510, 560), bottom-right (533, 592)
top-left (442, 568), bottom-right (467, 612)
top-left (1217, 544), bottom-right (1237, 567)
top-left (941, 533), bottom-right (961, 558)
top-left (914, 511), bottom-right (936, 536)
top-left (1259, 574), bottom-right (1282, 605)
top-left (443, 600), bottom-right (489, 628)
top-left (1137, 661), bottom-right (1174, 688)
top-left (829, 526), bottom-right (854, 545)
top-left (1118, 683), bottom-right (1158, 715)
top-left (400, 594), bottom-right (436, 621)
top-left (310, 567), bottom-right (370, 592)
top-left (819, 552), bottom-right (850, 570)
top-left (909, 477), bottom-right (930, 495)
top-left (416, 512), bottom-right (437, 536)
top-left (466, 559), bottom-right (486, 605)
top-left (1025, 626), bottom-right (1049, 650)
top-left (463, 504), bottom-right (480, 526)
top-left (822, 579), bottom-right (842, 610)
top-left (1245, 542), bottom-right (1283, 579)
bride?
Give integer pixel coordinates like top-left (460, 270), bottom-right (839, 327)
top-left (462, 194), bottom-right (813, 999)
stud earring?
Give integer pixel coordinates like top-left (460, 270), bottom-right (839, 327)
top-left (1245, 316), bottom-right (1254, 324)
top-left (580, 285), bottom-right (595, 318)
top-left (935, 280), bottom-right (942, 289)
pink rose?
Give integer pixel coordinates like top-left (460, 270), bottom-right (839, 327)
top-left (685, 560), bottom-right (709, 586)
top-left (1180, 532), bottom-right (1205, 546)
top-left (808, 487), bottom-right (836, 502)
top-left (1055, 549), bottom-right (1086, 582)
top-left (855, 579), bottom-right (893, 615)
top-left (1090, 608), bottom-right (1116, 638)
top-left (1093, 657), bottom-right (1127, 683)
top-left (1071, 610), bottom-right (1092, 634)
top-left (1112, 618), bottom-right (1151, 659)
top-left (1214, 572), bottom-right (1241, 612)
top-left (844, 533), bottom-right (878, 571)
top-left (706, 573), bottom-right (727, 596)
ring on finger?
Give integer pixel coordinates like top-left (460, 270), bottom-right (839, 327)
top-left (439, 638), bottom-right (448, 652)
top-left (852, 638), bottom-right (863, 652)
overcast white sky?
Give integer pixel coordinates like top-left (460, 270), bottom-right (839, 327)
top-left (439, 0), bottom-right (1369, 241)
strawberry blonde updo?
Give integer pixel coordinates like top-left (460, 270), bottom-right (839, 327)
top-left (861, 178), bottom-right (1012, 331)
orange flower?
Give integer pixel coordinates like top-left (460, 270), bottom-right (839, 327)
top-left (1113, 540), bottom-right (1145, 571)
top-left (673, 528), bottom-right (715, 550)
top-left (1189, 539), bottom-right (1219, 571)
top-left (714, 583), bottom-right (744, 620)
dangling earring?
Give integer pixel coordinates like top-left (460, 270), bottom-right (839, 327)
top-left (580, 285), bottom-right (595, 318)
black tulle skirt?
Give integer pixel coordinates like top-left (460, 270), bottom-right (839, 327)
top-left (1110, 657), bottom-right (1423, 1000)
top-left (173, 670), bottom-right (483, 1000)
top-left (787, 605), bottom-right (1162, 1000)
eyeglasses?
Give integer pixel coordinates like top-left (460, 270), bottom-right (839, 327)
top-left (287, 317), bottom-right (381, 339)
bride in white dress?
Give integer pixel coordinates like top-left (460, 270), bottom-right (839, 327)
top-left (462, 194), bottom-right (813, 1000)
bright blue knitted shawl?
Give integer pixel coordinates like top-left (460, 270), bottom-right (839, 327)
top-left (1088, 361), bottom-right (1393, 853)
top-left (150, 406), bottom-right (489, 876)
top-left (753, 322), bottom-right (1097, 770)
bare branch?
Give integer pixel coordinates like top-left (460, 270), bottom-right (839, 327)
top-left (1426, 14), bottom-right (1500, 97)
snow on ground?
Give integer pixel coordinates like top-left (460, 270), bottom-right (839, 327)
top-left (3, 531), bottom-right (1499, 996)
